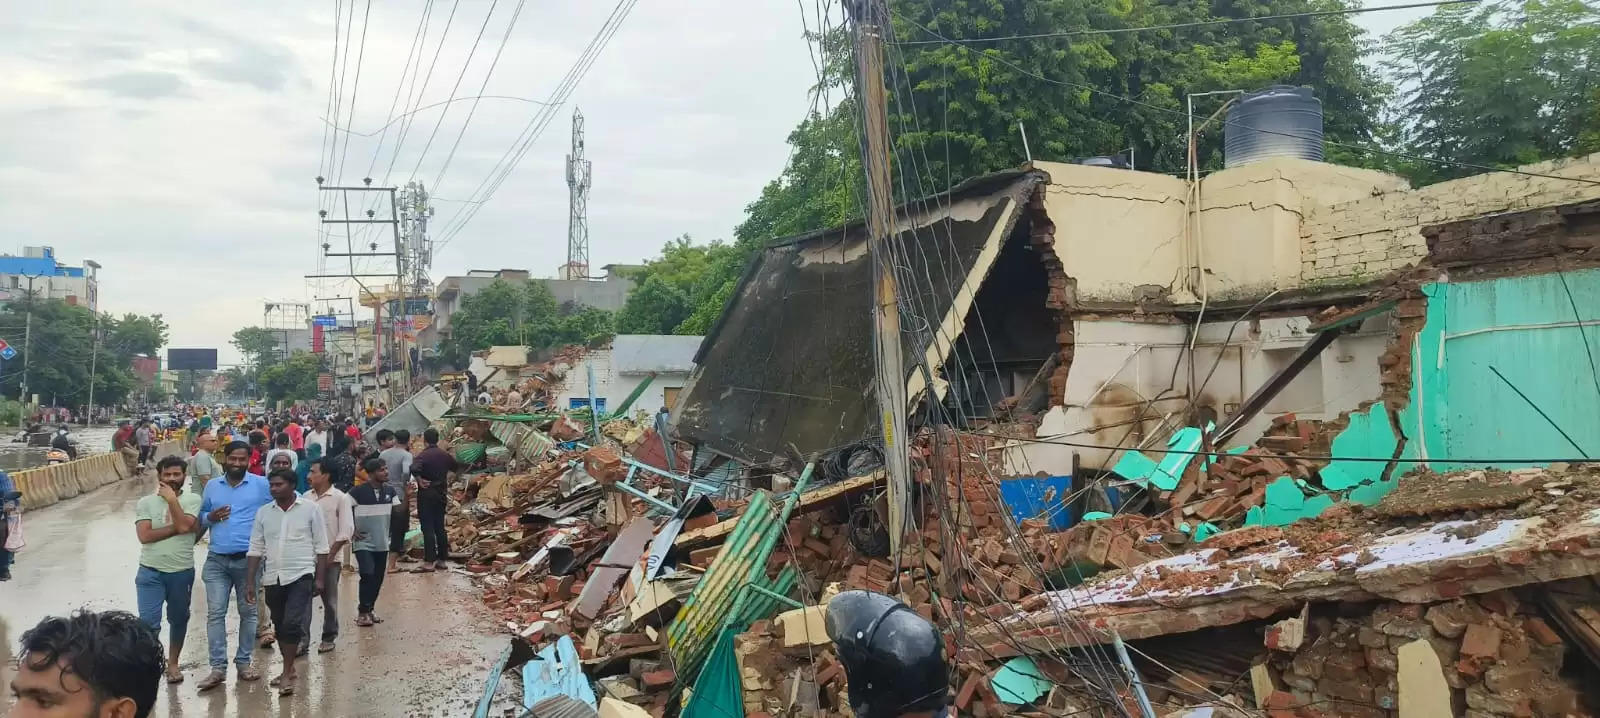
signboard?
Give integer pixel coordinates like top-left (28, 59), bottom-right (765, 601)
top-left (317, 373), bottom-right (334, 399)
top-left (0, 339), bottom-right (13, 361)
top-left (311, 325), bottom-right (325, 354)
top-left (167, 348), bottom-right (218, 371)
top-left (385, 297), bottom-right (431, 318)
top-left (312, 315), bottom-right (338, 327)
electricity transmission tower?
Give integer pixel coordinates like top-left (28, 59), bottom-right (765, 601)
top-left (564, 108), bottom-right (592, 280)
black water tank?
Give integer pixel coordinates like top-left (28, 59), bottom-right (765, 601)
top-left (1223, 85), bottom-right (1323, 168)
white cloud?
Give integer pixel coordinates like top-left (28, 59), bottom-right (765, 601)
top-left (0, 0), bottom-right (817, 365)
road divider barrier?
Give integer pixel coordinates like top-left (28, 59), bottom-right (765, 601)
top-left (12, 439), bottom-right (185, 511)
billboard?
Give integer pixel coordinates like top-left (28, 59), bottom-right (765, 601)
top-left (166, 348), bottom-right (218, 371)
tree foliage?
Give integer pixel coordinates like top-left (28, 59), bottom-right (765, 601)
top-left (231, 327), bottom-right (281, 369)
top-left (0, 299), bottom-right (157, 409)
top-left (258, 352), bottom-right (324, 403)
top-left (439, 280), bottom-right (615, 368)
top-left (615, 236), bottom-right (748, 336)
top-left (1382, 0), bottom-right (1600, 183)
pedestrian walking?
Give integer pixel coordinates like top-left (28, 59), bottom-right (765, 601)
top-left (186, 431), bottom-right (222, 495)
top-left (301, 458), bottom-right (352, 653)
top-left (135, 420), bottom-right (154, 468)
top-left (285, 417), bottom-right (305, 458)
top-left (305, 419), bottom-right (329, 459)
top-left (411, 428), bottom-right (456, 572)
top-left (134, 455), bottom-right (201, 684)
top-left (349, 456), bottom-right (399, 626)
top-left (376, 429), bottom-right (414, 573)
top-left (244, 469), bottom-right (329, 697)
top-left (11, 610), bottom-right (164, 718)
top-left (196, 441), bottom-right (271, 691)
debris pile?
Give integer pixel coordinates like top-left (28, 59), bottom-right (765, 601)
top-left (1254, 594), bottom-right (1582, 718)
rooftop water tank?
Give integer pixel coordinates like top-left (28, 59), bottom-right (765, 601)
top-left (1223, 85), bottom-right (1323, 168)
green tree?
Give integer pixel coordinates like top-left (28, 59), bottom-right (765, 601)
top-left (231, 327), bottom-right (281, 370)
top-left (106, 313), bottom-right (168, 361)
top-left (1382, 0), bottom-right (1600, 183)
top-left (439, 280), bottom-right (615, 368)
top-left (222, 366), bottom-right (250, 397)
top-left (0, 300), bottom-right (144, 408)
top-left (258, 352), bottom-right (324, 403)
top-left (615, 235), bottom-right (749, 335)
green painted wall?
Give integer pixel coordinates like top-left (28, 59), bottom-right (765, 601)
top-left (1242, 268), bottom-right (1600, 527)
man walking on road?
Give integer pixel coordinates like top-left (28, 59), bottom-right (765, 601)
top-left (301, 458), bottom-right (352, 653)
top-left (134, 456), bottom-right (201, 684)
top-left (244, 469), bottom-right (329, 697)
top-left (134, 421), bottom-right (154, 468)
top-left (196, 441), bottom-right (271, 691)
top-left (376, 429), bottom-right (412, 573)
top-left (349, 456), bottom-right (399, 626)
top-left (305, 419), bottom-right (329, 459)
top-left (186, 432), bottom-right (222, 495)
top-left (411, 428), bottom-right (455, 572)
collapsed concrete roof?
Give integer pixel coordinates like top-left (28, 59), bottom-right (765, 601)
top-left (673, 167), bottom-right (1050, 465)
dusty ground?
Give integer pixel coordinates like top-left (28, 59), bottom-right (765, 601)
top-left (1, 474), bottom-right (510, 717)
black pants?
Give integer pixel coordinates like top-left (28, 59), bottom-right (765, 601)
top-left (417, 499), bottom-right (449, 563)
top-left (137, 445), bottom-right (154, 464)
top-left (354, 550), bottom-right (387, 613)
top-left (263, 575), bottom-right (315, 646)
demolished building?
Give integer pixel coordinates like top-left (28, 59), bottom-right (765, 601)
top-left (417, 150), bottom-right (1600, 718)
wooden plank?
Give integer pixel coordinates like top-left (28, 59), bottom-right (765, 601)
top-left (673, 471), bottom-right (884, 549)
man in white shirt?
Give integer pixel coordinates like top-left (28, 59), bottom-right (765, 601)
top-left (244, 468), bottom-right (329, 696)
top-left (305, 420), bottom-right (329, 458)
top-left (301, 457), bottom-right (353, 654)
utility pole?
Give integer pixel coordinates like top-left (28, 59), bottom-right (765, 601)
top-left (565, 108), bottom-right (592, 280)
top-left (19, 273), bottom-right (40, 407)
top-left (845, 0), bottom-right (912, 557)
top-left (87, 313), bottom-right (99, 424)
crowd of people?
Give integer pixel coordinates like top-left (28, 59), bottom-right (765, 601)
top-left (6, 407), bottom-right (461, 715)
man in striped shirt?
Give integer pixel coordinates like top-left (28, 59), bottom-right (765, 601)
top-left (348, 456), bottom-right (400, 627)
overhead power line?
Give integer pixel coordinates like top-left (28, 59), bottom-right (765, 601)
top-left (894, 0), bottom-right (1484, 45)
top-left (405, 0), bottom-right (503, 183)
top-left (896, 13), bottom-right (1600, 187)
top-left (431, 0), bottom-right (532, 190)
top-left (432, 0), bottom-right (640, 251)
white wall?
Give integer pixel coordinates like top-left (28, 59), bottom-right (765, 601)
top-left (1004, 315), bottom-right (1389, 474)
top-left (552, 348), bottom-right (688, 416)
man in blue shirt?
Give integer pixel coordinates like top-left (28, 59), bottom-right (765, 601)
top-left (196, 440), bottom-right (272, 691)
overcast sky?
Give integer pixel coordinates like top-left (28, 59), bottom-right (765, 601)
top-left (0, 1), bottom-right (1411, 366)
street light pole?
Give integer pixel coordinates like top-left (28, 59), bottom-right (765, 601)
top-left (87, 313), bottom-right (99, 424)
top-left (19, 273), bottom-right (41, 406)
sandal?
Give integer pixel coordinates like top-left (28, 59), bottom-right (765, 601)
top-left (372, 614), bottom-right (385, 624)
top-left (258, 633), bottom-right (276, 648)
top-left (318, 641), bottom-right (336, 653)
top-left (280, 683), bottom-right (295, 696)
top-left (237, 665), bottom-right (262, 682)
top-left (166, 668), bottom-right (185, 684)
top-left (356, 614), bottom-right (374, 627)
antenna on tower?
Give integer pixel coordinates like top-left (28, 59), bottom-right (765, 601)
top-left (564, 108), bottom-right (592, 280)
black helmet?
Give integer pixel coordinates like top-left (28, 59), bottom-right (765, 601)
top-left (825, 590), bottom-right (949, 717)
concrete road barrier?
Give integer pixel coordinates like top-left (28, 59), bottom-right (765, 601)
top-left (13, 439), bottom-right (185, 511)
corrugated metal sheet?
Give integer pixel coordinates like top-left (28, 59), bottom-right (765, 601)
top-left (490, 421), bottom-right (555, 462)
top-left (526, 696), bottom-right (597, 718)
top-left (665, 466), bottom-right (813, 679)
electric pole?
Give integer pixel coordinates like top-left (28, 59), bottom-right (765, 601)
top-left (19, 273), bottom-right (40, 406)
top-left (87, 313), bottom-right (99, 424)
top-left (565, 108), bottom-right (592, 280)
top-left (845, 0), bottom-right (911, 556)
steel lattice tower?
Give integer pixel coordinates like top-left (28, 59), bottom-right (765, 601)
top-left (565, 108), bottom-right (592, 280)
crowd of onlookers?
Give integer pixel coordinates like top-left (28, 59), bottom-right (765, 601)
top-left (7, 405), bottom-right (462, 716)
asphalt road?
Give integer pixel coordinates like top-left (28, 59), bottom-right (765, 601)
top-left (1, 474), bottom-right (509, 717)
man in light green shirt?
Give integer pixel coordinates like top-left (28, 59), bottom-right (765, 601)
top-left (187, 431), bottom-right (223, 495)
top-left (135, 455), bottom-right (203, 684)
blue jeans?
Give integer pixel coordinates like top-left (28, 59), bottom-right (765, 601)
top-left (135, 565), bottom-right (194, 647)
top-left (202, 553), bottom-right (258, 670)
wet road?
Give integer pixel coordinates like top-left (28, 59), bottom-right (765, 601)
top-left (1, 475), bottom-right (509, 717)
top-left (0, 424), bottom-right (118, 472)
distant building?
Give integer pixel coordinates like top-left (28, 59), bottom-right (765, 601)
top-left (553, 334), bottom-right (703, 416)
top-left (0, 246), bottom-right (100, 310)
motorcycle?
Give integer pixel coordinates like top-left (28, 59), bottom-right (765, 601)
top-left (45, 449), bottom-right (71, 466)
